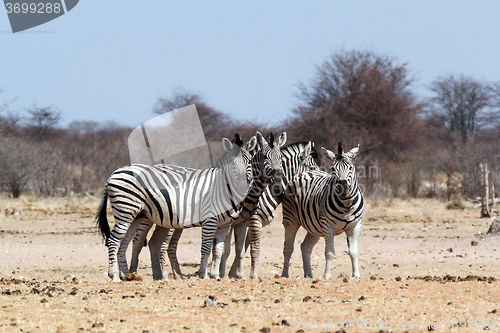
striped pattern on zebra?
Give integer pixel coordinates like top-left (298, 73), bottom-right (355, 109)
top-left (158, 140), bottom-right (317, 280)
top-left (144, 132), bottom-right (288, 280)
top-left (222, 141), bottom-right (321, 279)
top-left (96, 131), bottom-right (281, 281)
top-left (281, 143), bottom-right (363, 279)
top-left (125, 134), bottom-right (260, 280)
top-left (209, 132), bottom-right (287, 278)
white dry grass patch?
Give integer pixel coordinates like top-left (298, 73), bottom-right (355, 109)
top-left (0, 193), bottom-right (100, 217)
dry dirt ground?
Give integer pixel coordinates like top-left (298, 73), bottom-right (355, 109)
top-left (0, 195), bottom-right (499, 333)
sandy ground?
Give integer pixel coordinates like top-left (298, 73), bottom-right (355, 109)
top-left (0, 195), bottom-right (499, 332)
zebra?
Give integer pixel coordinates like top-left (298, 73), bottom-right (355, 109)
top-left (128, 132), bottom-right (287, 280)
top-left (281, 143), bottom-right (363, 279)
top-left (220, 141), bottom-right (321, 279)
top-left (124, 134), bottom-right (260, 280)
top-left (159, 140), bottom-right (318, 280)
top-left (96, 131), bottom-right (285, 281)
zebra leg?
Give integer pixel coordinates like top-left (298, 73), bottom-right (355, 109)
top-left (281, 225), bottom-right (299, 278)
top-left (109, 218), bottom-right (141, 282)
top-left (199, 219), bottom-right (218, 279)
top-left (167, 229), bottom-right (184, 279)
top-left (228, 221), bottom-right (249, 279)
top-left (158, 228), bottom-right (173, 278)
top-left (346, 222), bottom-right (361, 278)
top-left (148, 226), bottom-right (171, 280)
top-left (248, 214), bottom-right (264, 279)
top-left (118, 218), bottom-right (142, 279)
top-left (219, 224), bottom-right (233, 278)
top-left (210, 224), bottom-right (230, 279)
top-left (301, 232), bottom-right (320, 278)
top-left (323, 227), bottom-right (336, 279)
top-left (129, 219), bottom-right (154, 274)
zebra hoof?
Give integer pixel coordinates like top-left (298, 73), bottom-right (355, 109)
top-left (109, 274), bottom-right (121, 283)
top-left (152, 276), bottom-right (165, 281)
top-left (228, 272), bottom-right (246, 280)
top-left (107, 271), bottom-right (122, 282)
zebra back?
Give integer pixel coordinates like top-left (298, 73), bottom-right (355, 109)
top-left (104, 137), bottom-right (250, 230)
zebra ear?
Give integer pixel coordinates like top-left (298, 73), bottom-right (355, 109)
top-left (346, 144), bottom-right (360, 159)
top-left (255, 131), bottom-right (266, 149)
top-left (322, 147), bottom-right (336, 161)
top-left (245, 136), bottom-right (257, 152)
top-left (275, 132), bottom-right (287, 148)
top-left (301, 141), bottom-right (313, 160)
top-left (222, 138), bottom-right (234, 153)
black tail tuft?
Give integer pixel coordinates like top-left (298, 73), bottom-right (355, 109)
top-left (95, 190), bottom-right (111, 247)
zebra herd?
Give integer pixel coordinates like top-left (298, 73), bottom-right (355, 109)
top-left (96, 131), bottom-right (364, 282)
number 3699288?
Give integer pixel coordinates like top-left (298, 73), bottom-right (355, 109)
top-left (5, 2), bottom-right (62, 14)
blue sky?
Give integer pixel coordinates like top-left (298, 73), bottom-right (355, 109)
top-left (1, 1), bottom-right (500, 128)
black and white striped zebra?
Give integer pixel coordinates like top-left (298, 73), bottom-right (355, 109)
top-left (221, 141), bottom-right (321, 279)
top-left (128, 132), bottom-right (287, 280)
top-left (122, 134), bottom-right (259, 280)
top-left (281, 143), bottom-right (363, 279)
top-left (96, 132), bottom-right (285, 281)
top-left (160, 140), bottom-right (318, 280)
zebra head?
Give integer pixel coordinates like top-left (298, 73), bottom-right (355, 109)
top-left (322, 143), bottom-right (359, 199)
top-left (271, 141), bottom-right (319, 197)
top-left (298, 141), bottom-right (319, 173)
top-left (254, 131), bottom-right (287, 183)
top-left (222, 134), bottom-right (250, 191)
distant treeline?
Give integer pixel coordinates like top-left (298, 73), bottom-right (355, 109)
top-left (1, 49), bottom-right (500, 200)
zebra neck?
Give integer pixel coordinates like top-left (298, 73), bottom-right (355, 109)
top-left (216, 158), bottom-right (250, 219)
top-left (332, 179), bottom-right (360, 208)
top-left (238, 172), bottom-right (270, 219)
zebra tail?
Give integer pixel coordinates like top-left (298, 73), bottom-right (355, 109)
top-left (95, 189), bottom-right (111, 247)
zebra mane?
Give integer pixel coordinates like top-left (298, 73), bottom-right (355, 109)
top-left (233, 133), bottom-right (243, 147)
top-left (265, 132), bottom-right (275, 148)
top-left (338, 142), bottom-right (343, 156)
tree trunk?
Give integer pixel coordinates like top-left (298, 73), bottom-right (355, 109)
top-left (480, 163), bottom-right (491, 218)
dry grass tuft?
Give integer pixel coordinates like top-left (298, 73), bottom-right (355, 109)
top-left (125, 272), bottom-right (143, 281)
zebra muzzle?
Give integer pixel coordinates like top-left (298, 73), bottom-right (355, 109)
top-left (336, 180), bottom-right (349, 197)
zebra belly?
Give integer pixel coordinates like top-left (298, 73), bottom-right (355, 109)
top-left (299, 217), bottom-right (348, 237)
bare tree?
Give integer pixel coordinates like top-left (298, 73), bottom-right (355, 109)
top-left (153, 88), bottom-right (237, 142)
top-left (285, 49), bottom-right (424, 163)
top-left (25, 105), bottom-right (61, 140)
top-left (68, 120), bottom-right (100, 135)
top-left (0, 89), bottom-right (20, 136)
top-left (0, 138), bottom-right (37, 197)
top-left (429, 74), bottom-right (492, 144)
